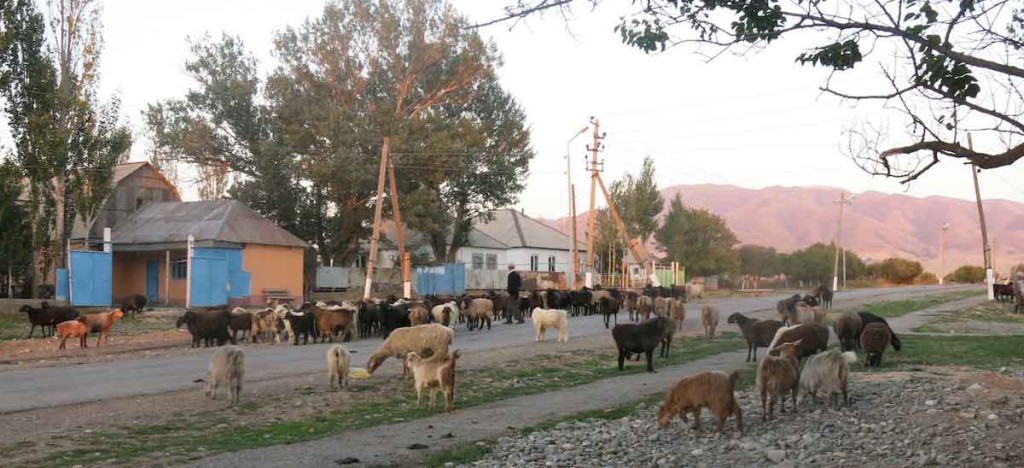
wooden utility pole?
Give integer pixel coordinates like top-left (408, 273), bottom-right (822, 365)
top-left (585, 117), bottom-right (602, 286)
top-left (364, 137), bottom-right (391, 300)
top-left (831, 191), bottom-right (854, 291)
top-left (967, 134), bottom-right (994, 300)
top-left (386, 156), bottom-right (411, 298)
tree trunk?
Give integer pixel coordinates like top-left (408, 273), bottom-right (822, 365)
top-left (53, 174), bottom-right (67, 270)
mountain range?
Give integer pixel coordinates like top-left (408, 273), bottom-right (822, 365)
top-left (541, 184), bottom-right (1024, 276)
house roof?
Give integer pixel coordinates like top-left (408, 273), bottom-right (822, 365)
top-left (474, 209), bottom-right (587, 251)
top-left (111, 200), bottom-right (308, 249)
top-left (378, 221), bottom-right (509, 251)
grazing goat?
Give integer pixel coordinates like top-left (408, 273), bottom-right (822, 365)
top-left (366, 324), bottom-right (454, 378)
top-left (405, 349), bottom-right (461, 412)
top-left (856, 312), bottom-right (902, 352)
top-left (531, 308), bottom-right (569, 343)
top-left (204, 346), bottom-right (244, 405)
top-left (177, 308), bottom-right (235, 348)
top-left (121, 294), bottom-right (148, 319)
top-left (727, 312), bottom-right (784, 362)
top-left (327, 343), bottom-right (351, 390)
top-left (79, 309), bottom-right (125, 347)
top-left (657, 371), bottom-right (743, 435)
top-left (757, 341), bottom-right (800, 421)
top-left (611, 317), bottom-right (672, 372)
top-left (860, 322), bottom-right (892, 368)
top-left (767, 323), bottom-right (829, 360)
top-left (56, 319), bottom-right (89, 350)
top-left (832, 311), bottom-right (863, 352)
top-left (700, 302), bottom-right (719, 337)
top-left (228, 307), bottom-right (253, 343)
top-left (799, 349), bottom-right (857, 407)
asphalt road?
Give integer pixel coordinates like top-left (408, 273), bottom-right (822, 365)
top-left (0, 285), bottom-right (968, 414)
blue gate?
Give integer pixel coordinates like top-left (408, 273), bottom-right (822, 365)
top-left (69, 250), bottom-right (112, 306)
top-left (189, 248), bottom-right (250, 307)
top-left (415, 263), bottom-right (466, 295)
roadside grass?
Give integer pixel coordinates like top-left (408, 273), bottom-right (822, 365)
top-left (0, 314), bottom-right (31, 341)
top-left (859, 290), bottom-right (983, 318)
top-left (34, 334), bottom-right (744, 467)
top-left (0, 310), bottom-right (177, 343)
top-left (913, 300), bottom-right (1024, 334)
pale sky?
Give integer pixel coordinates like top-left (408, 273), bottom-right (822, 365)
top-left (53, 0), bottom-right (1024, 219)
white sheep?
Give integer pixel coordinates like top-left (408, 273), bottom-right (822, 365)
top-left (204, 345), bottom-right (244, 405)
top-left (700, 302), bottom-right (719, 337)
top-left (685, 282), bottom-right (704, 300)
top-left (366, 324), bottom-right (455, 378)
top-left (653, 296), bottom-right (669, 317)
top-left (430, 302), bottom-right (461, 328)
top-left (531, 307), bottom-right (569, 343)
top-left (799, 348), bottom-right (858, 408)
top-left (327, 343), bottom-right (351, 390)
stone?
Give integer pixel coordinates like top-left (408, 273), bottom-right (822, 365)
top-left (958, 411), bottom-right (977, 419)
top-left (561, 443), bottom-right (575, 451)
top-left (766, 449), bottom-right (787, 463)
top-left (926, 400), bottom-right (938, 406)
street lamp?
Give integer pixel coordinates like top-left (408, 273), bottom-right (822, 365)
top-left (833, 192), bottom-right (857, 291)
top-left (566, 125), bottom-right (589, 288)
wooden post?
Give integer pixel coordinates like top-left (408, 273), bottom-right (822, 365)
top-left (364, 136), bottom-right (391, 299)
top-left (967, 134), bottom-right (994, 300)
top-left (585, 118), bottom-right (601, 276)
top-left (386, 155), bottom-right (411, 298)
top-left (186, 234), bottom-right (194, 308)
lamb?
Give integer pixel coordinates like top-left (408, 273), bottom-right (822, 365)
top-left (684, 282), bottom-right (704, 301)
top-left (856, 312), bottom-right (902, 352)
top-left (405, 349), bottom-right (461, 412)
top-left (799, 348), bottom-right (858, 407)
top-left (727, 312), bottom-right (784, 362)
top-left (635, 295), bottom-right (653, 322)
top-left (176, 308), bottom-right (235, 348)
top-left (657, 370), bottom-right (743, 435)
top-left (120, 294), bottom-right (148, 319)
top-left (757, 341), bottom-right (800, 421)
top-left (531, 308), bottom-right (569, 343)
top-left (326, 343), bottom-right (351, 390)
top-left (668, 298), bottom-right (686, 331)
top-left (430, 302), bottom-right (461, 328)
top-left (611, 317), bottom-right (673, 372)
top-left (832, 311), bottom-right (863, 352)
top-left (78, 309), bottom-right (125, 347)
top-left (653, 296), bottom-right (669, 318)
top-left (366, 324), bottom-right (455, 378)
top-left (700, 302), bottom-right (719, 337)
top-left (459, 297), bottom-right (493, 331)
top-left (56, 319), bottom-right (89, 350)
top-left (860, 322), bottom-right (892, 368)
top-left (203, 345), bottom-right (244, 405)
top-left (228, 307), bottom-right (253, 343)
top-left (767, 323), bottom-right (830, 360)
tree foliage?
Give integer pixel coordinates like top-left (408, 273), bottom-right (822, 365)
top-left (737, 244), bottom-right (781, 278)
top-left (870, 257), bottom-right (924, 284)
top-left (655, 194), bottom-right (739, 277)
top-left (949, 265), bottom-right (985, 283)
top-left (0, 159), bottom-right (32, 274)
top-left (591, 156), bottom-right (663, 269)
top-left (778, 242), bottom-right (868, 285)
top-left (492, 0), bottom-right (1024, 182)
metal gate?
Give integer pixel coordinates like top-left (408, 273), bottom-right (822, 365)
top-left (189, 247), bottom-right (250, 307)
top-left (415, 263), bottom-right (466, 296)
top-left (69, 250), bottom-right (112, 306)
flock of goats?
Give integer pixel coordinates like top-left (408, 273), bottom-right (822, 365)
top-left (14, 282), bottom-right (903, 436)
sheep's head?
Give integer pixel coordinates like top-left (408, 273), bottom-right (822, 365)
top-left (110, 309), bottom-right (125, 321)
top-left (175, 311), bottom-right (192, 329)
top-left (891, 334), bottom-right (902, 352)
top-left (726, 313), bottom-right (741, 324)
top-left (366, 355), bottom-right (384, 374)
top-left (19, 305), bottom-right (33, 314)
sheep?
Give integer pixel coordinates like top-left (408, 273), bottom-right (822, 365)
top-left (430, 302), bottom-right (461, 328)
top-left (356, 300), bottom-right (382, 338)
top-left (286, 305), bottom-right (316, 345)
top-left (684, 282), bottom-right (704, 301)
top-left (121, 294), bottom-right (148, 319)
top-left (860, 322), bottom-right (892, 368)
top-left (407, 302), bottom-right (431, 326)
top-left (789, 301), bottom-right (825, 325)
top-left (459, 297), bottom-right (493, 331)
top-left (799, 348), bottom-right (858, 407)
top-left (757, 341), bottom-right (800, 421)
top-left (727, 312), bottom-right (784, 362)
top-left (636, 295), bottom-right (653, 322)
top-left (228, 307), bottom-right (253, 343)
top-left (56, 319), bottom-right (89, 350)
top-left (767, 323), bottom-right (829, 360)
top-left (611, 317), bottom-right (673, 372)
top-left (78, 309), bottom-right (125, 347)
top-left (599, 295), bottom-right (620, 329)
top-left (624, 292), bottom-right (639, 321)
top-left (327, 343), bottom-right (351, 390)
top-left (700, 302), bottom-right (719, 337)
top-left (366, 324), bottom-right (455, 378)
top-left (531, 308), bottom-right (569, 343)
top-left (667, 298), bottom-right (686, 331)
top-left (405, 349), bottom-right (461, 412)
top-left (654, 315), bottom-right (675, 358)
top-left (657, 370), bottom-right (743, 435)
top-left (820, 288), bottom-right (834, 309)
top-left (832, 311), bottom-right (863, 352)
top-left (20, 302), bottom-right (80, 337)
top-left (272, 304), bottom-right (295, 342)
top-left (653, 296), bottom-right (669, 318)
top-left (856, 312), bottom-right (902, 352)
top-left (570, 289), bottom-right (592, 316)
top-left (204, 345), bottom-right (244, 405)
top-left (177, 308), bottom-right (235, 348)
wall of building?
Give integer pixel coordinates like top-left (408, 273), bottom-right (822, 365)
top-left (112, 250), bottom-right (188, 305)
top-left (506, 248), bottom-right (580, 275)
top-left (78, 165), bottom-right (180, 241)
top-left (243, 244), bottom-right (304, 305)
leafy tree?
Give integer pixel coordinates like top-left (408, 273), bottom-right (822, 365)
top-left (655, 194), bottom-right (739, 277)
top-left (590, 156), bottom-right (662, 270)
top-left (493, 0), bottom-right (1024, 182)
top-left (0, 159), bottom-right (32, 290)
top-left (870, 257), bottom-right (924, 284)
top-left (780, 243), bottom-right (835, 285)
top-left (916, 272), bottom-right (939, 285)
top-left (949, 265), bottom-right (985, 283)
top-left (737, 245), bottom-right (780, 278)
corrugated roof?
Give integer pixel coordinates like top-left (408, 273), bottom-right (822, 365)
top-left (378, 221), bottom-right (509, 250)
top-left (474, 209), bottom-right (587, 252)
top-left (112, 200), bottom-right (308, 248)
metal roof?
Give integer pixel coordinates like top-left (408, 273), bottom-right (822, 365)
top-left (473, 209), bottom-right (587, 252)
top-left (111, 200), bottom-right (308, 249)
top-left (377, 221), bottom-right (509, 250)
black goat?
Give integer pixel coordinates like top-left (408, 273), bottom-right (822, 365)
top-left (856, 311), bottom-right (901, 352)
top-left (611, 317), bottom-right (673, 372)
top-left (121, 294), bottom-right (148, 319)
top-left (285, 305), bottom-right (316, 345)
top-left (20, 303), bottom-right (78, 338)
top-left (176, 308), bottom-right (235, 348)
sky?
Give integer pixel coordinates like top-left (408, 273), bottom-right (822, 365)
top-left (33, 0), bottom-right (1024, 219)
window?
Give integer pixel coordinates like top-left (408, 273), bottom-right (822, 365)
top-left (171, 261), bottom-right (187, 280)
top-left (485, 254), bottom-right (497, 270)
top-left (530, 255), bottom-right (539, 271)
top-left (548, 256), bottom-right (556, 272)
top-left (472, 253), bottom-right (484, 270)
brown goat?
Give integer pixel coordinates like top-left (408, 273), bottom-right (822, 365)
top-left (56, 319), bottom-right (89, 350)
top-left (757, 341), bottom-right (800, 421)
top-left (78, 309), bottom-right (125, 347)
top-left (313, 304), bottom-right (356, 343)
top-left (657, 370), bottom-right (744, 435)
top-left (405, 349), bottom-right (461, 412)
top-left (860, 322), bottom-right (892, 368)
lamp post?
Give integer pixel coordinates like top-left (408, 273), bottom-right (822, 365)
top-left (832, 192), bottom-right (857, 291)
top-left (566, 125), bottom-right (589, 289)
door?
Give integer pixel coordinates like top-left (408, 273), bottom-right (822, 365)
top-left (69, 250), bottom-right (112, 306)
top-left (190, 248), bottom-right (230, 307)
top-left (146, 260), bottom-right (160, 302)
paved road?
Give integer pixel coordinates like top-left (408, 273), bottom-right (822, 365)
top-left (0, 285), bottom-right (968, 413)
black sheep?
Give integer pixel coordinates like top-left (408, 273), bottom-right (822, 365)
top-left (379, 303), bottom-right (411, 338)
top-left (20, 304), bottom-right (78, 338)
top-left (121, 294), bottom-right (148, 319)
top-left (176, 308), bottom-right (235, 348)
top-left (356, 300), bottom-right (382, 338)
top-left (856, 311), bottom-right (902, 351)
top-left (611, 317), bottom-right (673, 372)
top-left (285, 306), bottom-right (316, 345)
top-left (599, 295), bottom-right (620, 329)
top-left (727, 312), bottom-right (784, 362)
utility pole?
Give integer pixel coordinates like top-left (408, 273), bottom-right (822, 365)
top-left (566, 125), bottom-right (589, 289)
top-left (967, 133), bottom-right (994, 300)
top-left (364, 137), bottom-right (391, 300)
top-left (584, 117), bottom-right (603, 287)
top-left (940, 222), bottom-right (949, 285)
top-left (386, 156), bottom-right (410, 298)
top-left (832, 191), bottom-right (856, 291)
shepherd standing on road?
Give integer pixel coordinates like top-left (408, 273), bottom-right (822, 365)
top-left (507, 263), bottom-right (524, 324)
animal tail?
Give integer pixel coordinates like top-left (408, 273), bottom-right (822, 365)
top-left (840, 351), bottom-right (857, 363)
top-left (230, 348), bottom-right (245, 369)
top-left (451, 349), bottom-right (461, 362)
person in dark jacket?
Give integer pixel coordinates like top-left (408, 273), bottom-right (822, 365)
top-left (507, 264), bottom-right (523, 324)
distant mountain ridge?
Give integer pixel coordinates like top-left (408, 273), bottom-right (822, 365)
top-left (540, 184), bottom-right (1024, 275)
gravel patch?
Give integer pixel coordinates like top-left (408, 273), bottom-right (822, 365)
top-left (457, 374), bottom-right (1024, 468)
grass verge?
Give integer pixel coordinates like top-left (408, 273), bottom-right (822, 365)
top-left (34, 334), bottom-right (745, 467)
top-left (0, 311), bottom-right (177, 342)
top-left (912, 300), bottom-right (1024, 334)
top-left (860, 289), bottom-right (983, 318)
